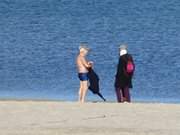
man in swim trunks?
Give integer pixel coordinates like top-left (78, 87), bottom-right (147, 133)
top-left (76, 45), bottom-right (93, 103)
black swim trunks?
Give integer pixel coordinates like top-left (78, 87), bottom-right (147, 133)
top-left (78, 73), bottom-right (89, 81)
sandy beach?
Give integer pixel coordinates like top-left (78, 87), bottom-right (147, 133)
top-left (0, 101), bottom-right (180, 135)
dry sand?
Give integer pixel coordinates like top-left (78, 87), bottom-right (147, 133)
top-left (0, 101), bottom-right (180, 135)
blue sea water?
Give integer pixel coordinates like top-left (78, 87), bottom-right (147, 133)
top-left (0, 0), bottom-right (180, 103)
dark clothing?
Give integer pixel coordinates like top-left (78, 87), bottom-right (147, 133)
top-left (115, 87), bottom-right (131, 102)
top-left (78, 73), bottom-right (89, 81)
top-left (88, 68), bottom-right (99, 94)
top-left (88, 68), bottom-right (106, 101)
top-left (115, 54), bottom-right (135, 89)
top-left (114, 53), bottom-right (134, 103)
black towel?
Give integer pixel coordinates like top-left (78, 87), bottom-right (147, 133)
top-left (88, 68), bottom-right (106, 101)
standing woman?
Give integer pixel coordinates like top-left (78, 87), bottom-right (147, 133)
top-left (115, 45), bottom-right (135, 103)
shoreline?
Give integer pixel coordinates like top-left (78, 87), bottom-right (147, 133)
top-left (0, 98), bottom-right (180, 104)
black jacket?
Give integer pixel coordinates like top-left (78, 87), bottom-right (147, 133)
top-left (115, 54), bottom-right (135, 89)
top-left (88, 68), bottom-right (100, 94)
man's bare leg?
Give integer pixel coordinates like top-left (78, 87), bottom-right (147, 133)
top-left (81, 81), bottom-right (88, 103)
top-left (78, 81), bottom-right (83, 102)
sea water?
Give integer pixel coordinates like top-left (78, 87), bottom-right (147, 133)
top-left (0, 0), bottom-right (180, 103)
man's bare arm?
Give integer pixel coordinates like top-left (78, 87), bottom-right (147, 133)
top-left (81, 57), bottom-right (91, 68)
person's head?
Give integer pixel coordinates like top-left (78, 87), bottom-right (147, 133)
top-left (79, 44), bottom-right (90, 56)
top-left (119, 44), bottom-right (128, 56)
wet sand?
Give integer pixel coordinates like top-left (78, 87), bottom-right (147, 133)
top-left (0, 101), bottom-right (180, 135)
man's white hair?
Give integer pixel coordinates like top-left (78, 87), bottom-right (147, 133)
top-left (79, 45), bottom-right (89, 52)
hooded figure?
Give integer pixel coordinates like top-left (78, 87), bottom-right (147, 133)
top-left (114, 45), bottom-right (135, 102)
top-left (88, 68), bottom-right (106, 101)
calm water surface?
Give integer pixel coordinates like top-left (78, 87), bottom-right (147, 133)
top-left (0, 0), bottom-right (180, 103)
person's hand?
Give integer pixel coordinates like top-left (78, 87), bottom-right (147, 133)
top-left (88, 61), bottom-right (93, 67)
top-left (88, 61), bottom-right (93, 65)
